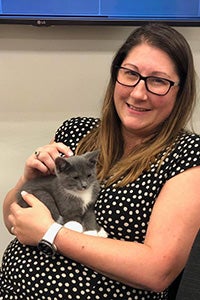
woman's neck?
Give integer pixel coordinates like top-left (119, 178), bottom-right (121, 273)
top-left (122, 127), bottom-right (155, 157)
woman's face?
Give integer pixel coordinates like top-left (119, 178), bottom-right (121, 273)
top-left (114, 43), bottom-right (180, 139)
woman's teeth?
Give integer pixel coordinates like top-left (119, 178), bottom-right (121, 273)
top-left (127, 103), bottom-right (149, 111)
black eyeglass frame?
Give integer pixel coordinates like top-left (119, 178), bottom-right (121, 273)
top-left (115, 66), bottom-right (180, 96)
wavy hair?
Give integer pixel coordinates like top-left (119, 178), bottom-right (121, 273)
top-left (76, 23), bottom-right (196, 186)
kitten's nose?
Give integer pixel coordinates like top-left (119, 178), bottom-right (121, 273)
top-left (81, 181), bottom-right (87, 189)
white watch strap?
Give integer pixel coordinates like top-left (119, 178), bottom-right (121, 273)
top-left (42, 222), bottom-right (63, 244)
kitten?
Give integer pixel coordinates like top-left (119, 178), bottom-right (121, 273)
top-left (17, 150), bottom-right (107, 236)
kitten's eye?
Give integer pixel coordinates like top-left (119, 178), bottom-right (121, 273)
top-left (87, 173), bottom-right (92, 178)
top-left (73, 176), bottom-right (79, 180)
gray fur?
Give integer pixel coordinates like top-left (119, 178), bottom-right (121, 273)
top-left (17, 150), bottom-right (101, 232)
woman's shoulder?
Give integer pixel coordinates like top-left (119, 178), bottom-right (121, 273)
top-left (175, 131), bottom-right (200, 156)
top-left (57, 116), bottom-right (100, 131)
top-left (55, 116), bottom-right (100, 133)
top-left (170, 130), bottom-right (200, 160)
top-left (54, 116), bottom-right (100, 150)
top-left (160, 130), bottom-right (200, 179)
top-left (178, 130), bottom-right (200, 145)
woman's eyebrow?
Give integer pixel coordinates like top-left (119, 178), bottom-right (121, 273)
top-left (123, 63), bottom-right (171, 78)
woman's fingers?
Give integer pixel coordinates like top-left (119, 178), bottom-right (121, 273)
top-left (52, 142), bottom-right (74, 158)
top-left (24, 142), bottom-right (73, 180)
top-left (33, 143), bottom-right (73, 173)
top-left (9, 192), bottom-right (54, 245)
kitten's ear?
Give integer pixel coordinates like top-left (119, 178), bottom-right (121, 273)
top-left (85, 150), bottom-right (100, 165)
top-left (55, 157), bottom-right (72, 173)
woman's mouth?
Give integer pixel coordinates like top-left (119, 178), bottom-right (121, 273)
top-left (127, 103), bottom-right (150, 112)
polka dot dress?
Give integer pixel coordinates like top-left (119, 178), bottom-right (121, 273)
top-left (1, 117), bottom-right (200, 300)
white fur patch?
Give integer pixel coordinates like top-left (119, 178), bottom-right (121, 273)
top-left (83, 230), bottom-right (98, 236)
top-left (64, 221), bottom-right (83, 232)
top-left (84, 228), bottom-right (108, 237)
top-left (97, 228), bottom-right (108, 238)
top-left (66, 185), bottom-right (93, 209)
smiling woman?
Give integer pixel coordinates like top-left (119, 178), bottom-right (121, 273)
top-left (113, 43), bottom-right (180, 145)
top-left (1, 23), bottom-right (200, 300)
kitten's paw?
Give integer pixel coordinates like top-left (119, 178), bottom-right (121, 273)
top-left (64, 221), bottom-right (83, 233)
top-left (56, 215), bottom-right (64, 224)
top-left (97, 228), bottom-right (108, 238)
top-left (83, 230), bottom-right (98, 236)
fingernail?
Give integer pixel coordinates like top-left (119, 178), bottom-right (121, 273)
top-left (68, 149), bottom-right (74, 156)
top-left (21, 191), bottom-right (28, 196)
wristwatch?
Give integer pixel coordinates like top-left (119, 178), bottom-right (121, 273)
top-left (37, 222), bottom-right (63, 256)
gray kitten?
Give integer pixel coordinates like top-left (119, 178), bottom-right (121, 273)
top-left (17, 150), bottom-right (106, 235)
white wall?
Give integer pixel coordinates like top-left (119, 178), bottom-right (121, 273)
top-left (0, 24), bottom-right (200, 260)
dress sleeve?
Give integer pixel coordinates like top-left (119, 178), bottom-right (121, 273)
top-left (162, 132), bottom-right (200, 180)
top-left (54, 116), bottom-right (100, 152)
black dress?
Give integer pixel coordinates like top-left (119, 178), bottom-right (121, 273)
top-left (1, 117), bottom-right (200, 300)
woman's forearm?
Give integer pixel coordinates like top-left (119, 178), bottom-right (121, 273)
top-left (3, 176), bottom-right (26, 231)
top-left (54, 227), bottom-right (177, 292)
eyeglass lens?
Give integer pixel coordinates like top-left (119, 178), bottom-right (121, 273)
top-left (117, 67), bottom-right (172, 95)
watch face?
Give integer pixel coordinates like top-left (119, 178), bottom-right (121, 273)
top-left (37, 240), bottom-right (57, 256)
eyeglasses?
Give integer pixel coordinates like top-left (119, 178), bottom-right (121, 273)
top-left (115, 66), bottom-right (179, 96)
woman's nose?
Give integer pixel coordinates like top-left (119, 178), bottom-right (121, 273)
top-left (130, 80), bottom-right (148, 100)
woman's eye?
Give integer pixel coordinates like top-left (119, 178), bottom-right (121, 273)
top-left (150, 77), bottom-right (168, 86)
top-left (125, 70), bottom-right (138, 78)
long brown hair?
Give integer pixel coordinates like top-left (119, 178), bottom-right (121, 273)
top-left (76, 23), bottom-right (196, 186)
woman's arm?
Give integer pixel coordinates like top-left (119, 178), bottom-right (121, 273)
top-left (8, 166), bottom-right (200, 292)
top-left (3, 141), bottom-right (73, 232)
top-left (3, 176), bottom-right (27, 232)
top-left (56, 166), bottom-right (200, 291)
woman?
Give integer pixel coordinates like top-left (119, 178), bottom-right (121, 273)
top-left (1, 23), bottom-right (200, 299)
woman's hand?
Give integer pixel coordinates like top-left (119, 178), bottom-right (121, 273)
top-left (3, 141), bottom-right (73, 233)
top-left (23, 142), bottom-right (73, 182)
top-left (8, 192), bottom-right (55, 246)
